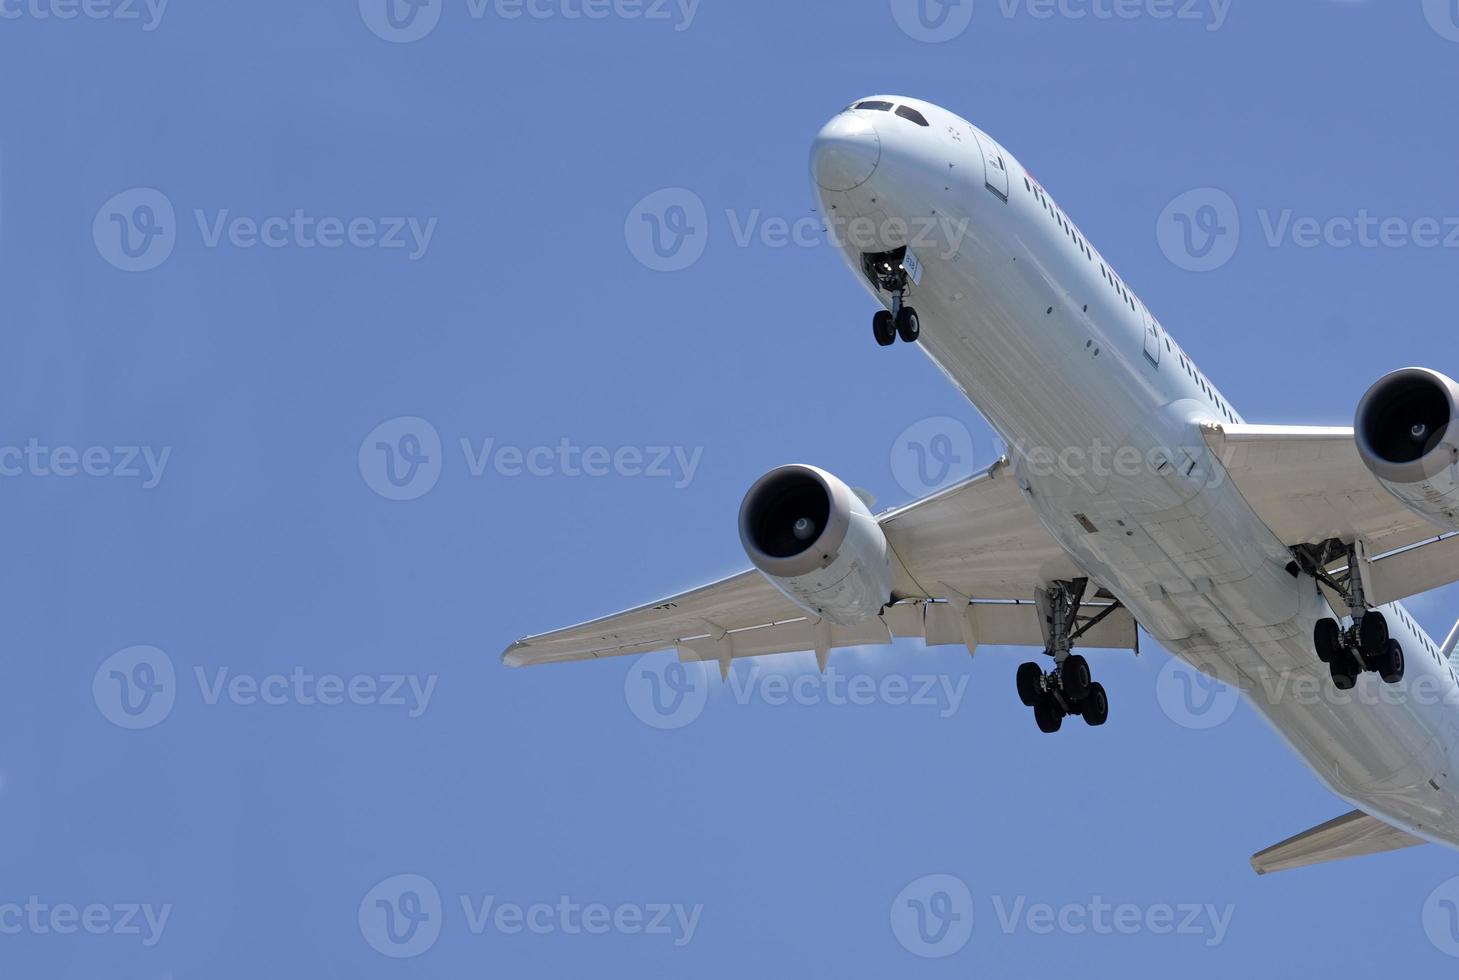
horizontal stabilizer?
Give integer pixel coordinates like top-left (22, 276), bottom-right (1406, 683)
top-left (1251, 810), bottom-right (1425, 875)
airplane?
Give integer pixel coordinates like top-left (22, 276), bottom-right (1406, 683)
top-left (504, 95), bottom-right (1459, 876)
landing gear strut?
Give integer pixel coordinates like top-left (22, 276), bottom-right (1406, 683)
top-left (864, 250), bottom-right (920, 346)
top-left (1016, 579), bottom-right (1116, 733)
top-left (1295, 540), bottom-right (1406, 689)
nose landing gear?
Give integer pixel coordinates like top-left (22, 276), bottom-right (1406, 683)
top-left (863, 248), bottom-right (921, 347)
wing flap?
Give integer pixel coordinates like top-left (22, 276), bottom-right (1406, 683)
top-left (1251, 810), bottom-right (1425, 875)
top-left (1366, 533), bottom-right (1459, 606)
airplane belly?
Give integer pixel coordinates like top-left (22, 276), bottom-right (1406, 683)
top-left (909, 234), bottom-right (1459, 844)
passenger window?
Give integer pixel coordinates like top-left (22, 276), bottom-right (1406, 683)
top-left (895, 105), bottom-right (930, 126)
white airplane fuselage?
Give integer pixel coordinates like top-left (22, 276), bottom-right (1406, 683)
top-left (812, 96), bottom-right (1459, 849)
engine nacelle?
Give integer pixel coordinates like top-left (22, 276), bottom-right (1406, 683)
top-left (1356, 367), bottom-right (1459, 532)
top-left (738, 465), bottom-right (896, 626)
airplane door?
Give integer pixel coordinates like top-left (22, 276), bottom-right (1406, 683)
top-left (971, 131), bottom-right (1010, 201)
top-left (1142, 309), bottom-right (1162, 367)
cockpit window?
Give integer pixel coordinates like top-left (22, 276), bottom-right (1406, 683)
top-left (895, 105), bottom-right (929, 127)
top-left (855, 101), bottom-right (894, 112)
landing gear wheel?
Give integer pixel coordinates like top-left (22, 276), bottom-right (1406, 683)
top-left (1034, 698), bottom-right (1064, 734)
top-left (1017, 662), bottom-right (1044, 708)
top-left (895, 306), bottom-right (921, 343)
top-left (1081, 682), bottom-right (1109, 727)
top-left (1380, 639), bottom-right (1405, 685)
top-left (1360, 611), bottom-right (1390, 660)
top-left (873, 311), bottom-right (896, 347)
top-left (1329, 655), bottom-right (1358, 691)
top-left (1314, 618), bottom-right (1342, 664)
top-left (1061, 654), bottom-right (1092, 701)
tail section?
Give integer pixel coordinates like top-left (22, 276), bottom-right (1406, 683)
top-left (1252, 810), bottom-right (1425, 875)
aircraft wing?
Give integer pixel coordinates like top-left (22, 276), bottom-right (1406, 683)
top-left (1203, 422), bottom-right (1459, 605)
top-left (503, 459), bottom-right (1136, 671)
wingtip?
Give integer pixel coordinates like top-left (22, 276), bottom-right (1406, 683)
top-left (501, 641), bottom-right (531, 667)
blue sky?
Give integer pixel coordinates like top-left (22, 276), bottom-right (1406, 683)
top-left (4, 0), bottom-right (1459, 976)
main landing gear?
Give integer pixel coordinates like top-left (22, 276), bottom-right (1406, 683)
top-left (1295, 540), bottom-right (1406, 690)
top-left (864, 250), bottom-right (920, 347)
top-left (1016, 579), bottom-right (1115, 733)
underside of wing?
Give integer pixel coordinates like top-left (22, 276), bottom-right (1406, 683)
top-left (1204, 423), bottom-right (1459, 604)
top-left (504, 459), bottom-right (1132, 669)
top-left (1251, 810), bottom-right (1426, 875)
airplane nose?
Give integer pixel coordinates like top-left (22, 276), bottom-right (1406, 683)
top-left (811, 112), bottom-right (881, 192)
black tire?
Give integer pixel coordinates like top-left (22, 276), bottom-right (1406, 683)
top-left (1314, 618), bottom-right (1342, 664)
top-left (1017, 662), bottom-right (1044, 708)
top-left (1082, 683), bottom-right (1109, 727)
top-left (1329, 656), bottom-right (1358, 691)
top-left (895, 306), bottom-right (921, 343)
top-left (1381, 639), bottom-right (1405, 685)
top-left (873, 311), bottom-right (896, 347)
top-left (1360, 611), bottom-right (1390, 660)
top-left (1062, 654), bottom-right (1092, 701)
top-left (1034, 699), bottom-right (1063, 734)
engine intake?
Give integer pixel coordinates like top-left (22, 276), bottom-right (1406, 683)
top-left (739, 465), bottom-right (895, 626)
top-left (1355, 368), bottom-right (1459, 532)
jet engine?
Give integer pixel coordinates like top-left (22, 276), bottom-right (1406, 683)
top-left (738, 465), bottom-right (896, 626)
top-left (1355, 367), bottom-right (1459, 532)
